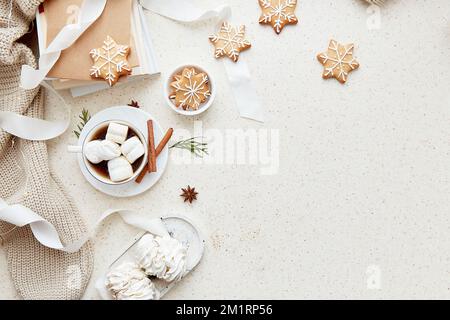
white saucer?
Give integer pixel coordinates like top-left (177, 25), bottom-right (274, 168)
top-left (76, 106), bottom-right (168, 197)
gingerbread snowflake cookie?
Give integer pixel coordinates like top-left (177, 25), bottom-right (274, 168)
top-left (89, 36), bottom-right (131, 86)
top-left (209, 22), bottom-right (251, 62)
top-left (317, 40), bottom-right (360, 84)
top-left (169, 67), bottom-right (211, 111)
top-left (258, 0), bottom-right (298, 34)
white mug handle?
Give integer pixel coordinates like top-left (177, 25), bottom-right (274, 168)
top-left (67, 145), bottom-right (82, 153)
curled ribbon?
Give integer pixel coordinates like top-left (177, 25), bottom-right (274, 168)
top-left (0, 199), bottom-right (168, 253)
top-left (0, 82), bottom-right (70, 141)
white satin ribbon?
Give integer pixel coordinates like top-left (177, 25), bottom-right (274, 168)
top-left (20, 0), bottom-right (107, 90)
top-left (140, 0), bottom-right (264, 122)
top-left (0, 199), bottom-right (83, 253)
top-left (223, 58), bottom-right (264, 122)
top-left (0, 82), bottom-right (70, 141)
top-left (139, 0), bottom-right (230, 22)
top-left (0, 111), bottom-right (66, 141)
top-left (96, 209), bottom-right (169, 238)
top-left (0, 199), bottom-right (168, 253)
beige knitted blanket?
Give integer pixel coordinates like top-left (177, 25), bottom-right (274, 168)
top-left (0, 0), bottom-right (93, 299)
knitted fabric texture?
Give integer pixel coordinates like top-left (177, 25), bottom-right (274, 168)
top-left (0, 0), bottom-right (93, 299)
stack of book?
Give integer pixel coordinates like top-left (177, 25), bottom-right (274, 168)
top-left (36, 0), bottom-right (159, 97)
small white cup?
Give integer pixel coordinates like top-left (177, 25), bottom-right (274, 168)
top-left (68, 120), bottom-right (148, 185)
top-left (164, 64), bottom-right (216, 116)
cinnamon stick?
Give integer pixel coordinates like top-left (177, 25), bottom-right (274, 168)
top-left (136, 128), bottom-right (173, 183)
top-left (147, 120), bottom-right (156, 173)
top-left (135, 164), bottom-right (148, 184)
top-left (155, 128), bottom-right (173, 156)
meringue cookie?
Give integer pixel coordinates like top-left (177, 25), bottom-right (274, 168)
top-left (107, 156), bottom-right (133, 182)
top-left (116, 277), bottom-right (158, 300)
top-left (106, 122), bottom-right (128, 144)
top-left (121, 136), bottom-right (145, 164)
top-left (135, 234), bottom-right (166, 278)
top-left (135, 234), bottom-right (188, 282)
top-left (105, 262), bottom-right (159, 300)
top-left (84, 140), bottom-right (121, 164)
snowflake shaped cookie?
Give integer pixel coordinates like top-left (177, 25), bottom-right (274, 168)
top-left (317, 40), bottom-right (360, 84)
top-left (209, 22), bottom-right (251, 62)
top-left (170, 68), bottom-right (211, 111)
top-left (89, 36), bottom-right (131, 86)
top-left (259, 0), bottom-right (298, 34)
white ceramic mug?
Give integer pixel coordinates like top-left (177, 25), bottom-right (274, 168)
top-left (68, 120), bottom-right (148, 185)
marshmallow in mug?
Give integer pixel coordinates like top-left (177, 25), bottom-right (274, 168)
top-left (85, 140), bottom-right (121, 164)
top-left (106, 122), bottom-right (129, 144)
top-left (108, 156), bottom-right (134, 182)
top-left (121, 136), bottom-right (145, 164)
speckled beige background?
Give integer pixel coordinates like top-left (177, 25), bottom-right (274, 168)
top-left (1, 0), bottom-right (450, 299)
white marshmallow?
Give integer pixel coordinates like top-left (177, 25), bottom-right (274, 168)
top-left (100, 140), bottom-right (121, 161)
top-left (121, 136), bottom-right (145, 164)
top-left (108, 156), bottom-right (134, 182)
top-left (84, 140), bottom-right (121, 164)
top-left (106, 122), bottom-right (129, 144)
top-left (84, 140), bottom-right (103, 164)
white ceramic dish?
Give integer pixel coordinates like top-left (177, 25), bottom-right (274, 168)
top-left (72, 106), bottom-right (168, 197)
top-left (95, 215), bottom-right (205, 300)
top-left (164, 64), bottom-right (216, 116)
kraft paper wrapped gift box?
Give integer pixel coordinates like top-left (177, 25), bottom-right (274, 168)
top-left (36, 0), bottom-right (159, 96)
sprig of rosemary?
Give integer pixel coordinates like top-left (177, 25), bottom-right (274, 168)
top-left (170, 137), bottom-right (208, 158)
top-left (73, 109), bottom-right (91, 138)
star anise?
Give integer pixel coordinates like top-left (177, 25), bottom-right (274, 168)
top-left (127, 100), bottom-right (140, 108)
top-left (180, 186), bottom-right (198, 203)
